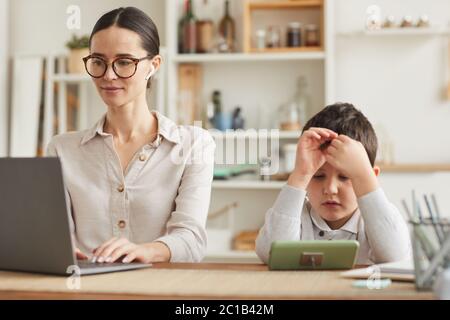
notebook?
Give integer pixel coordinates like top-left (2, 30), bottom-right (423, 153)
top-left (341, 260), bottom-right (414, 282)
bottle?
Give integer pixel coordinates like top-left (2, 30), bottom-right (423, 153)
top-left (203, 101), bottom-right (214, 129)
top-left (304, 24), bottom-right (319, 47)
top-left (196, 20), bottom-right (214, 53)
top-left (202, 91), bottom-right (220, 130)
top-left (255, 29), bottom-right (266, 50)
top-left (293, 76), bottom-right (311, 123)
top-left (232, 106), bottom-right (245, 130)
top-left (278, 76), bottom-right (311, 131)
top-left (287, 22), bottom-right (302, 47)
top-left (177, 2), bottom-right (186, 53)
top-left (211, 90), bottom-right (232, 131)
top-left (212, 90), bottom-right (222, 116)
top-left (266, 25), bottom-right (281, 48)
top-left (218, 0), bottom-right (236, 53)
top-left (181, 0), bottom-right (197, 53)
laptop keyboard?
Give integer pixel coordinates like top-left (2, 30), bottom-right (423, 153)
top-left (77, 260), bottom-right (131, 269)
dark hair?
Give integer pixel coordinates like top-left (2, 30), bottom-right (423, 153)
top-left (89, 7), bottom-right (160, 87)
top-left (303, 103), bottom-right (378, 166)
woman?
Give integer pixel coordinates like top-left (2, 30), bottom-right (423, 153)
top-left (47, 7), bottom-right (215, 264)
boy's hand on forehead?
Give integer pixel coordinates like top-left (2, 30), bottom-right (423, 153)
top-left (323, 134), bottom-right (370, 177)
top-left (287, 127), bottom-right (338, 189)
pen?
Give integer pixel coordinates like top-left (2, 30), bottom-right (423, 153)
top-left (423, 194), bottom-right (444, 244)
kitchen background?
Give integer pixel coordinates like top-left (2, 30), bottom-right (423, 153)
top-left (0, 0), bottom-right (450, 262)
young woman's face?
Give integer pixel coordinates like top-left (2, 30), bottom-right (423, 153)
top-left (306, 162), bottom-right (359, 228)
top-left (89, 26), bottom-right (155, 108)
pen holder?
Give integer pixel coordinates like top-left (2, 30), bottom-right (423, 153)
top-left (410, 218), bottom-right (450, 290)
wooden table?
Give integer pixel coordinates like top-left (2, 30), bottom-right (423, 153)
top-left (0, 263), bottom-right (433, 300)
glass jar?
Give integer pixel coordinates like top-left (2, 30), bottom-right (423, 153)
top-left (305, 24), bottom-right (319, 47)
top-left (287, 22), bottom-right (302, 47)
top-left (255, 29), bottom-right (266, 50)
top-left (266, 25), bottom-right (281, 48)
top-left (196, 20), bottom-right (214, 53)
top-left (278, 102), bottom-right (302, 131)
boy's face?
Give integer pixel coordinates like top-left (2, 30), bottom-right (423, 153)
top-left (306, 162), bottom-right (358, 228)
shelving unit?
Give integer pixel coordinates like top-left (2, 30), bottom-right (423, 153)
top-left (165, 0), bottom-right (335, 261)
top-left (166, 0), bottom-right (335, 120)
top-left (378, 163), bottom-right (450, 173)
top-left (243, 0), bottom-right (324, 53)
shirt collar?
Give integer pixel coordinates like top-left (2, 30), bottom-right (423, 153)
top-left (80, 110), bottom-right (181, 146)
top-left (308, 203), bottom-right (360, 234)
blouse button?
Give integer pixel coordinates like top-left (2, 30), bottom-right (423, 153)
top-left (117, 185), bottom-right (125, 193)
top-left (139, 154), bottom-right (147, 161)
top-left (319, 231), bottom-right (325, 237)
top-left (118, 220), bottom-right (126, 229)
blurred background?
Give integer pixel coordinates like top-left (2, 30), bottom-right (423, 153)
top-left (0, 0), bottom-right (450, 262)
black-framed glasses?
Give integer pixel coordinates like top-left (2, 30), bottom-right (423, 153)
top-left (82, 55), bottom-right (152, 79)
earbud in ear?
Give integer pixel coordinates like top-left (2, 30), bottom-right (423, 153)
top-left (145, 65), bottom-right (155, 81)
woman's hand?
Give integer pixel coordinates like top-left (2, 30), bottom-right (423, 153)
top-left (91, 237), bottom-right (171, 264)
top-left (75, 248), bottom-right (89, 260)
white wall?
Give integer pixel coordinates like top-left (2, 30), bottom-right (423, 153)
top-left (334, 0), bottom-right (450, 164)
top-left (9, 0), bottom-right (166, 130)
top-left (10, 0), bottom-right (166, 55)
top-left (0, 0), bottom-right (9, 156)
top-left (332, 0), bottom-right (450, 216)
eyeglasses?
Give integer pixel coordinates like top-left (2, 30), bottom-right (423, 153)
top-left (82, 55), bottom-right (152, 79)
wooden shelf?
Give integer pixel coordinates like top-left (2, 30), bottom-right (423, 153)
top-left (212, 180), bottom-right (285, 190)
top-left (248, 0), bottom-right (323, 10)
top-left (173, 51), bottom-right (325, 63)
top-left (378, 163), bottom-right (450, 173)
top-left (249, 46), bottom-right (322, 53)
top-left (211, 164), bottom-right (450, 191)
top-left (210, 130), bottom-right (301, 139)
top-left (337, 27), bottom-right (450, 37)
top-left (244, 0), bottom-right (324, 53)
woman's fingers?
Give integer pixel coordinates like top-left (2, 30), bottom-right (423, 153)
top-left (75, 248), bottom-right (88, 260)
top-left (93, 237), bottom-right (118, 256)
top-left (95, 237), bottom-right (128, 263)
top-left (122, 251), bottom-right (138, 264)
top-left (107, 243), bottom-right (136, 263)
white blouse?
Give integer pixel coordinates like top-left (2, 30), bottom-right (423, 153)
top-left (46, 111), bottom-right (215, 262)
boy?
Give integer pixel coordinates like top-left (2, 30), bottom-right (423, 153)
top-left (255, 103), bottom-right (411, 265)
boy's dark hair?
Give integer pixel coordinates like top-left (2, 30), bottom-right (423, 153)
top-left (302, 103), bottom-right (378, 166)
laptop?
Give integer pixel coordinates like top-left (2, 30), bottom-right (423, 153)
top-left (0, 157), bottom-right (151, 276)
